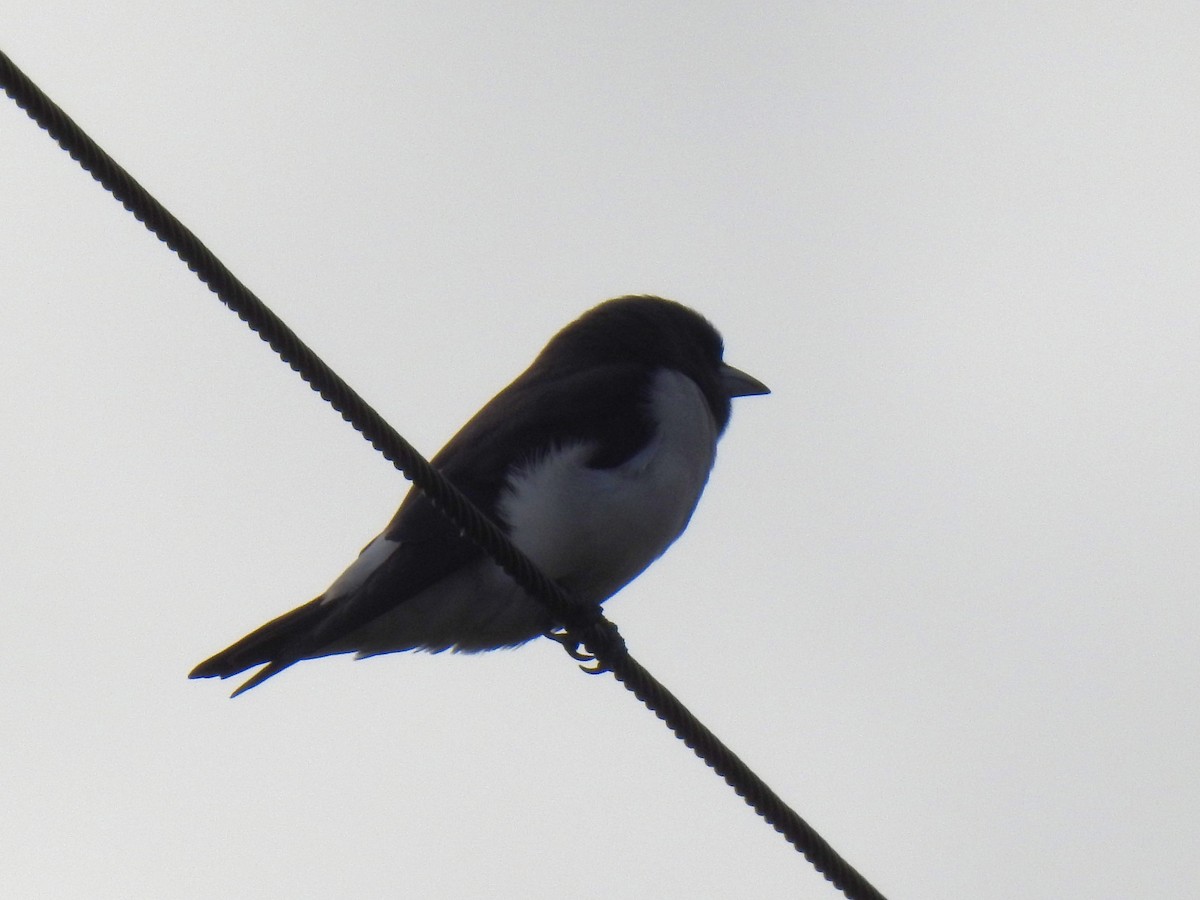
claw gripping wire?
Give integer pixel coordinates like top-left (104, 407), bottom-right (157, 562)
top-left (2, 48), bottom-right (887, 900)
top-left (544, 621), bottom-right (621, 674)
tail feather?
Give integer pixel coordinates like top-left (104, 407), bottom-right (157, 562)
top-left (226, 660), bottom-right (296, 698)
top-left (189, 596), bottom-right (330, 695)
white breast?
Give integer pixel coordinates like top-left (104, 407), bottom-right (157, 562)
top-left (499, 367), bottom-right (719, 603)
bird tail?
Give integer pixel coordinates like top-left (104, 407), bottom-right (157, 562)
top-left (189, 596), bottom-right (330, 696)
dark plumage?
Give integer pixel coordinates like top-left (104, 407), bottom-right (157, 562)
top-left (190, 296), bottom-right (768, 695)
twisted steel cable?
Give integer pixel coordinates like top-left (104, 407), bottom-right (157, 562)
top-left (2, 48), bottom-right (886, 900)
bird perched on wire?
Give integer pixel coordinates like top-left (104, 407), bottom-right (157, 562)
top-left (190, 295), bottom-right (769, 696)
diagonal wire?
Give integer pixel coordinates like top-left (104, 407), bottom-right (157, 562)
top-left (1, 48), bottom-right (887, 900)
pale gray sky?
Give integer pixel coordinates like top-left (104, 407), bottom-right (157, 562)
top-left (3, 3), bottom-right (1198, 898)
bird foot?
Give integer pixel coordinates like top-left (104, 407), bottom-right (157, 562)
top-left (544, 617), bottom-right (625, 674)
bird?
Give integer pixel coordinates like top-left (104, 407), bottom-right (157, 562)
top-left (189, 295), bottom-right (769, 696)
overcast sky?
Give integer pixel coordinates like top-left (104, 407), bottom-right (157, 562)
top-left (3, 3), bottom-right (1198, 898)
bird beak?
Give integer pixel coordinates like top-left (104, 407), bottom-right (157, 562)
top-left (721, 363), bottom-right (770, 398)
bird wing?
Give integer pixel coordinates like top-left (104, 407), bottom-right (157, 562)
top-left (189, 363), bottom-right (656, 693)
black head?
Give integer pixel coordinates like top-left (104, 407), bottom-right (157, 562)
top-left (530, 296), bottom-right (767, 432)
